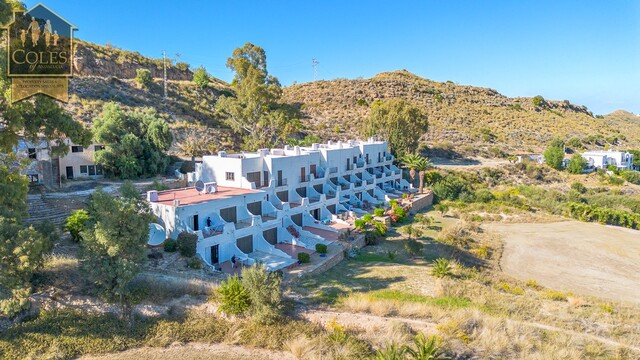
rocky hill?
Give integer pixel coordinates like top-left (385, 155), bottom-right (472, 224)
top-left (283, 70), bottom-right (640, 154)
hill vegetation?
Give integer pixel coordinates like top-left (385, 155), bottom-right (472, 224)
top-left (283, 70), bottom-right (640, 155)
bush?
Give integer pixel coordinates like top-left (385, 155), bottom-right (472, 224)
top-left (431, 258), bottom-right (452, 278)
top-left (404, 239), bottom-right (423, 257)
top-left (474, 189), bottom-right (495, 203)
top-left (315, 243), bottom-right (327, 254)
top-left (543, 145), bottom-right (564, 170)
top-left (354, 219), bottom-right (366, 230)
top-left (241, 265), bottom-right (284, 324)
top-left (64, 209), bottom-right (90, 242)
top-left (374, 208), bottom-right (385, 217)
top-left (571, 182), bottom-right (586, 194)
top-left (135, 68), bottom-right (153, 88)
top-left (176, 232), bottom-right (197, 257)
top-left (620, 170), bottom-right (640, 184)
top-left (298, 252), bottom-right (310, 263)
top-left (163, 238), bottom-right (177, 252)
top-left (216, 274), bottom-right (250, 315)
top-left (362, 214), bottom-right (374, 223)
top-left (432, 174), bottom-right (473, 201)
top-left (566, 153), bottom-right (587, 174)
top-left (188, 257), bottom-right (204, 269)
top-left (532, 95), bottom-right (545, 108)
top-left (193, 66), bottom-right (209, 89)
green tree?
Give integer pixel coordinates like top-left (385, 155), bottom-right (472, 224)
top-left (401, 154), bottom-right (432, 193)
top-left (0, 218), bottom-right (53, 316)
top-left (135, 68), bottom-right (153, 88)
top-left (92, 103), bottom-right (172, 178)
top-left (566, 153), bottom-right (587, 174)
top-left (192, 66), bottom-right (210, 89)
top-left (543, 145), bottom-right (565, 170)
top-left (216, 43), bottom-right (301, 150)
top-left (81, 183), bottom-right (154, 321)
top-left (532, 95), bottom-right (545, 108)
top-left (241, 264), bottom-right (283, 324)
top-left (364, 99), bottom-right (428, 158)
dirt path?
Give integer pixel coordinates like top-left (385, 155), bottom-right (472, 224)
top-left (81, 343), bottom-right (295, 360)
top-left (487, 220), bottom-right (640, 304)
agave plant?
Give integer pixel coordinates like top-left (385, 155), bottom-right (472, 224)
top-left (375, 342), bottom-right (407, 360)
top-left (404, 333), bottom-right (449, 360)
top-left (431, 258), bottom-right (452, 278)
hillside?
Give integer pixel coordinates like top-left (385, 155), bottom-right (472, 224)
top-left (66, 40), bottom-right (237, 154)
top-left (283, 70), bottom-right (640, 154)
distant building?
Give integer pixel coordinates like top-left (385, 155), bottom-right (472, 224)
top-left (13, 137), bottom-right (105, 187)
top-left (581, 150), bottom-right (634, 171)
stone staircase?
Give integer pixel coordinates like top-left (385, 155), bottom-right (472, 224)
top-left (24, 194), bottom-right (82, 228)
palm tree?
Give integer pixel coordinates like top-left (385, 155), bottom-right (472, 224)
top-left (401, 154), bottom-right (432, 193)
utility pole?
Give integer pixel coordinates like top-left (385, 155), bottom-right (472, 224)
top-left (162, 50), bottom-right (167, 100)
top-left (312, 58), bottom-right (319, 81)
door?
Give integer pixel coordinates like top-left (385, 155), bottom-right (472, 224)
top-left (65, 166), bottom-right (73, 180)
top-left (277, 170), bottom-right (283, 186)
top-left (291, 213), bottom-right (303, 226)
top-left (192, 214), bottom-right (199, 231)
top-left (311, 208), bottom-right (320, 220)
top-left (263, 228), bottom-right (277, 245)
top-left (237, 235), bottom-right (253, 253)
top-left (346, 158), bottom-right (350, 170)
top-left (263, 171), bottom-right (269, 187)
top-left (210, 245), bottom-right (219, 264)
top-left (246, 171), bottom-right (261, 188)
top-left (300, 167), bottom-right (306, 181)
top-left (310, 164), bottom-right (317, 178)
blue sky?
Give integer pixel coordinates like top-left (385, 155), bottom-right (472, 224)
top-left (25, 0), bottom-right (640, 115)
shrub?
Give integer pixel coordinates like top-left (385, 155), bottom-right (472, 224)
top-left (526, 279), bottom-right (543, 290)
top-left (241, 265), bottom-right (284, 324)
top-left (188, 256), bottom-right (204, 269)
top-left (474, 189), bottom-right (495, 203)
top-left (566, 153), bottom-right (587, 174)
top-left (362, 213), bottom-right (374, 223)
top-left (135, 68), bottom-right (153, 88)
top-left (193, 66), bottom-right (209, 89)
top-left (334, 125), bottom-right (341, 133)
top-left (532, 95), bottom-right (545, 108)
top-left (163, 238), bottom-right (177, 252)
top-left (354, 219), bottom-right (366, 230)
top-left (374, 208), bottom-right (385, 217)
top-left (571, 181), bottom-right (586, 194)
top-left (64, 209), bottom-right (90, 242)
top-left (600, 303), bottom-right (614, 314)
top-left (176, 232), bottom-right (197, 257)
top-left (620, 170), bottom-right (640, 184)
top-left (391, 205), bottom-right (407, 222)
top-left (608, 175), bottom-right (625, 185)
top-left (298, 252), bottom-right (310, 263)
top-left (404, 333), bottom-right (447, 360)
top-left (543, 145), bottom-right (564, 170)
top-left (543, 290), bottom-right (568, 301)
top-left (404, 239), bottom-right (423, 257)
top-left (497, 282), bottom-right (525, 295)
top-left (216, 274), bottom-right (250, 315)
top-left (431, 258), bottom-right (452, 278)
top-left (315, 243), bottom-right (327, 254)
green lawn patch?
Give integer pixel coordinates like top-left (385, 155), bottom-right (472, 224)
top-left (367, 289), bottom-right (472, 309)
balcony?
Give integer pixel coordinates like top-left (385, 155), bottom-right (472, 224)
top-left (356, 160), bottom-right (365, 168)
top-left (366, 158), bottom-right (372, 165)
top-left (385, 154), bottom-right (393, 161)
top-left (300, 174), bottom-right (310, 183)
top-left (346, 164), bottom-right (354, 171)
top-left (366, 179), bottom-right (374, 185)
top-left (340, 183), bottom-right (350, 191)
top-left (261, 211), bottom-right (277, 222)
top-left (236, 218), bottom-right (252, 229)
top-left (276, 178), bottom-right (288, 187)
top-left (329, 167), bottom-right (338, 174)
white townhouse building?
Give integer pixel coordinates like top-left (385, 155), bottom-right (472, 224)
top-left (581, 150), bottom-right (634, 171)
top-left (147, 138), bottom-right (411, 271)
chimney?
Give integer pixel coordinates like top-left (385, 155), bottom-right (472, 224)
top-left (147, 190), bottom-right (158, 202)
top-left (294, 145), bottom-right (301, 156)
top-left (312, 143), bottom-right (319, 150)
top-left (218, 151), bottom-right (227, 158)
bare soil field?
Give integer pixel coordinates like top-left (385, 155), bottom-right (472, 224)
top-left (487, 220), bottom-right (640, 304)
top-left (81, 343), bottom-right (295, 360)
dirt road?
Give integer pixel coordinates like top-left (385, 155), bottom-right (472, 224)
top-left (487, 220), bottom-right (640, 304)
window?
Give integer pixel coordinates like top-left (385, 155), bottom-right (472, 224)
top-left (80, 165), bottom-right (88, 174)
top-left (94, 145), bottom-right (105, 151)
top-left (71, 145), bottom-right (83, 153)
top-left (226, 172), bottom-right (235, 181)
top-left (27, 148), bottom-right (37, 159)
top-left (88, 165), bottom-right (96, 176)
top-left (96, 165), bottom-right (103, 175)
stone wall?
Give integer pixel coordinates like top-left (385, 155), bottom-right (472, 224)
top-left (408, 191), bottom-right (434, 214)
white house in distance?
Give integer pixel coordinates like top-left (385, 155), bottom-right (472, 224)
top-left (581, 150), bottom-right (634, 171)
top-left (147, 138), bottom-right (411, 271)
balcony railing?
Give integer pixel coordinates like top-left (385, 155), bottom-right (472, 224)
top-left (385, 155), bottom-right (393, 161)
top-left (346, 164), bottom-right (354, 171)
top-left (329, 167), bottom-right (338, 174)
top-left (276, 178), bottom-right (287, 187)
top-left (366, 179), bottom-right (374, 185)
top-left (340, 183), bottom-right (349, 190)
top-left (300, 174), bottom-right (310, 183)
top-left (366, 159), bottom-right (372, 165)
top-left (395, 169), bottom-right (401, 175)
top-left (356, 161), bottom-right (365, 168)
top-left (355, 181), bottom-right (363, 188)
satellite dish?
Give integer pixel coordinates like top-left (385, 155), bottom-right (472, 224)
top-left (147, 223), bottom-right (166, 246)
top-left (195, 180), bottom-right (205, 193)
